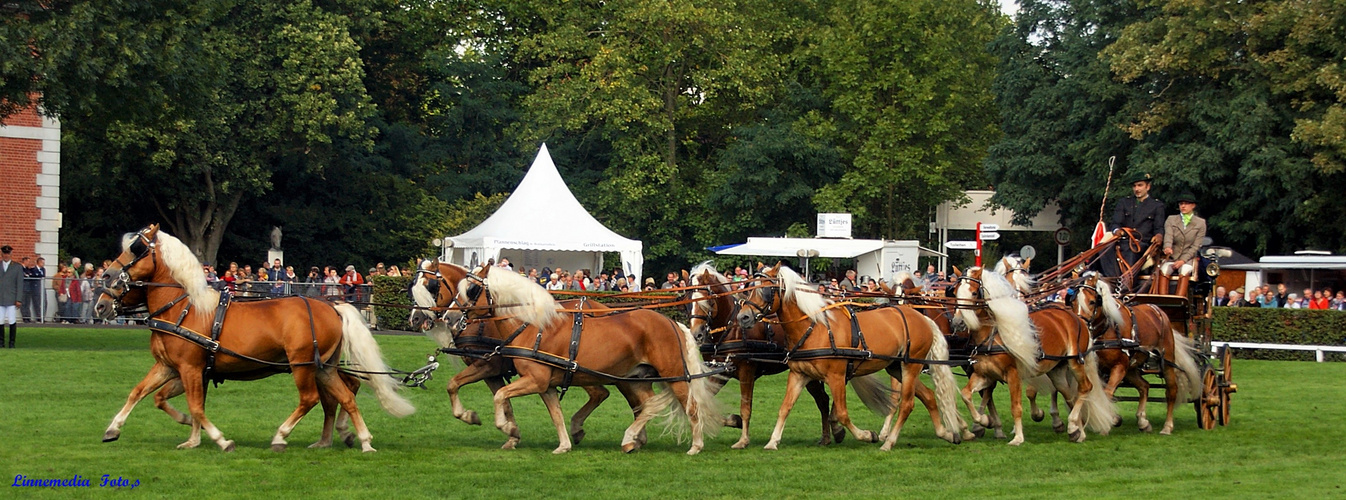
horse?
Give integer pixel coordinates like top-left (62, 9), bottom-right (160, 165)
top-left (1070, 271), bottom-right (1203, 434)
top-left (97, 282), bottom-right (370, 450)
top-left (952, 266), bottom-right (1117, 444)
top-left (989, 256), bottom-right (1071, 434)
top-left (687, 262), bottom-right (848, 449)
top-left (735, 264), bottom-right (964, 451)
top-left (92, 224), bottom-right (412, 452)
top-left (409, 261), bottom-right (652, 447)
top-left (455, 264), bottom-right (722, 454)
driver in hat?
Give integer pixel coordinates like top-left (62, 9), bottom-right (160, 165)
top-left (1158, 192), bottom-right (1206, 296)
top-left (1101, 172), bottom-right (1165, 278)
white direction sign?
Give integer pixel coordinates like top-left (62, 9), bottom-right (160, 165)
top-left (979, 223), bottom-right (1000, 231)
top-left (979, 231), bottom-right (1001, 241)
top-left (944, 240), bottom-right (978, 250)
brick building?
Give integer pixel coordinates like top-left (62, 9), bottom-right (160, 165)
top-left (0, 101), bottom-right (60, 270)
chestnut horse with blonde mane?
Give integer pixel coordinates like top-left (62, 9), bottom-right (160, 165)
top-left (953, 266), bottom-right (1117, 444)
top-left (1070, 271), bottom-right (1203, 434)
top-left (456, 265), bottom-right (722, 454)
top-left (94, 225), bottom-right (412, 452)
top-left (736, 264), bottom-right (965, 450)
top-left (409, 261), bottom-right (651, 447)
top-left (688, 262), bottom-right (847, 448)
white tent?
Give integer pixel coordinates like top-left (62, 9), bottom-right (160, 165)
top-left (712, 237), bottom-right (944, 284)
top-left (443, 144), bottom-right (644, 283)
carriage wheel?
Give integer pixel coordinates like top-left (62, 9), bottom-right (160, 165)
top-left (1218, 347), bottom-right (1235, 426)
top-left (1195, 367), bottom-right (1218, 430)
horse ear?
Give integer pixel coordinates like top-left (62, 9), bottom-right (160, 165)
top-left (770, 262), bottom-right (781, 273)
top-left (951, 266), bottom-right (963, 277)
top-left (145, 224), bottom-right (160, 238)
top-left (681, 269), bottom-right (689, 281)
top-left (756, 261), bottom-right (765, 271)
top-left (1023, 258), bottom-right (1032, 269)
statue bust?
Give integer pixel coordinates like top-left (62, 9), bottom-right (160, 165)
top-left (270, 226), bottom-right (282, 251)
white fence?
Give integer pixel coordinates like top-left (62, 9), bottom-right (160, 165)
top-left (1211, 341), bottom-right (1346, 363)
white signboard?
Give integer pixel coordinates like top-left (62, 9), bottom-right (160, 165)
top-left (817, 213), bottom-right (853, 238)
top-left (979, 223), bottom-right (1000, 231)
top-left (979, 231), bottom-right (1001, 241)
top-left (944, 240), bottom-right (978, 250)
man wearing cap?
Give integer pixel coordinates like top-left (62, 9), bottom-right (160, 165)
top-left (1158, 192), bottom-right (1207, 296)
top-left (340, 265), bottom-right (364, 302)
top-left (1103, 172), bottom-right (1166, 277)
top-left (0, 246), bottom-right (25, 347)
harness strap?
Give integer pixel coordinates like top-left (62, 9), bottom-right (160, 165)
top-left (204, 292), bottom-right (231, 387)
top-left (558, 311), bottom-right (584, 400)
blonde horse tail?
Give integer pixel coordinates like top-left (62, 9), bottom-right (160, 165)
top-left (923, 315), bottom-right (965, 442)
top-left (1079, 350), bottom-right (1118, 435)
top-left (851, 374), bottom-right (896, 416)
top-left (656, 321), bottom-right (725, 443)
top-left (1171, 331), bottom-right (1204, 403)
top-left (335, 303), bottom-right (415, 418)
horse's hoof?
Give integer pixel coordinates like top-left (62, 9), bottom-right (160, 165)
top-left (501, 438), bottom-right (519, 450)
top-left (686, 446), bottom-right (702, 456)
top-left (1008, 438), bottom-right (1024, 446)
top-left (342, 434), bottom-right (356, 448)
top-left (725, 414), bottom-right (744, 429)
top-left (994, 430), bottom-right (1007, 440)
top-left (1113, 416), bottom-right (1124, 428)
top-left (976, 415), bottom-right (990, 427)
top-left (621, 442), bottom-right (638, 454)
top-left (1159, 427), bottom-right (1173, 436)
top-left (1068, 430), bottom-right (1085, 443)
top-left (815, 436), bottom-right (832, 446)
top-left (636, 431), bottom-right (648, 448)
top-left (270, 443), bottom-right (286, 453)
top-left (1052, 422), bottom-right (1066, 434)
top-left (970, 425), bottom-right (986, 439)
top-left (463, 411), bottom-right (481, 426)
top-left (552, 446), bottom-right (570, 454)
top-left (862, 430), bottom-right (879, 443)
top-left (102, 430), bottom-right (120, 443)
top-left (949, 433), bottom-right (962, 445)
top-left (763, 442), bottom-right (779, 451)
top-left (732, 440), bottom-right (749, 449)
top-left (879, 442), bottom-right (894, 452)
top-left (307, 441), bottom-right (331, 449)
top-left (176, 415), bottom-right (194, 425)
top-left (570, 429), bottom-right (586, 445)
top-left (832, 426), bottom-right (846, 444)
top-left (222, 440), bottom-right (237, 452)
top-left (176, 441), bottom-right (200, 450)
top-left (1031, 409), bottom-right (1045, 422)
top-left (1138, 421), bottom-right (1153, 433)
top-left (361, 445), bottom-right (377, 453)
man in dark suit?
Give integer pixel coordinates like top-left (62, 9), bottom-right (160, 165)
top-left (1102, 172), bottom-right (1166, 278)
top-left (0, 245), bottom-right (25, 347)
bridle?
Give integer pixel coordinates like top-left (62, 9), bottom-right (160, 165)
top-left (98, 228), bottom-right (158, 308)
top-left (738, 271), bottom-right (779, 326)
top-left (687, 278), bottom-right (751, 344)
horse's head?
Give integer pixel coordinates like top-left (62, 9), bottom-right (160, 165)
top-left (408, 260), bottom-right (472, 331)
top-left (94, 224), bottom-right (163, 320)
top-left (1070, 271), bottom-right (1121, 329)
top-left (952, 266), bottom-right (986, 330)
top-left (453, 263), bottom-right (492, 323)
top-left (736, 263), bottom-right (781, 331)
top-left (688, 262), bottom-right (732, 343)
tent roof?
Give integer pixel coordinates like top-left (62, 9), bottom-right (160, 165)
top-left (711, 237), bottom-right (944, 259)
top-left (447, 144), bottom-right (640, 253)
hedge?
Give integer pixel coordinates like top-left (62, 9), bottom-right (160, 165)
top-left (1212, 307), bottom-right (1346, 362)
top-left (370, 276), bottom-right (689, 332)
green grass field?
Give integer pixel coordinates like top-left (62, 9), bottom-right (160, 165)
top-left (2, 327), bottom-right (1344, 499)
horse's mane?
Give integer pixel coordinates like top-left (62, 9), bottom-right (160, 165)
top-left (958, 267), bottom-right (1039, 370)
top-left (994, 256), bottom-right (1036, 296)
top-left (126, 231), bottom-right (219, 313)
top-left (778, 266), bottom-right (830, 323)
top-left (480, 266), bottom-right (560, 329)
top-left (1090, 272), bottom-right (1125, 327)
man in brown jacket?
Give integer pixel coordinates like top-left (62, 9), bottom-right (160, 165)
top-left (1159, 192), bottom-right (1206, 296)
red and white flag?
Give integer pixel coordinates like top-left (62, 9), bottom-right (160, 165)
top-left (1090, 221), bottom-right (1108, 248)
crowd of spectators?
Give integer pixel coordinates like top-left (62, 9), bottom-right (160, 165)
top-left (1214, 283), bottom-right (1346, 310)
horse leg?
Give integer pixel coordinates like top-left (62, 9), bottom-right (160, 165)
top-left (103, 361), bottom-right (177, 442)
top-left (1126, 369), bottom-right (1152, 432)
top-left (809, 380), bottom-right (844, 444)
top-left (153, 379), bottom-right (192, 426)
top-left (879, 363), bottom-right (921, 451)
top-left (315, 368), bottom-right (376, 452)
top-left (763, 371), bottom-right (809, 450)
top-left (827, 371), bottom-right (876, 444)
top-left (446, 361), bottom-right (497, 425)
top-left (616, 382), bottom-right (652, 448)
top-left (959, 372), bottom-right (994, 429)
top-left (1006, 368), bottom-right (1026, 446)
top-left (981, 387), bottom-right (1006, 439)
top-left (178, 369), bottom-right (234, 452)
top-left (568, 386), bottom-right (609, 445)
top-left (877, 376), bottom-right (901, 443)
top-left (1160, 363), bottom-right (1180, 435)
top-left (308, 384), bottom-right (339, 449)
top-left (1105, 360), bottom-right (1127, 400)
top-left (540, 389), bottom-right (573, 454)
top-left (270, 365), bottom-right (322, 452)
top-left (1026, 379), bottom-right (1043, 422)
top-left (484, 377), bottom-right (518, 433)
top-left (663, 381), bottom-right (709, 455)
top-left (909, 374), bottom-right (956, 443)
top-left (1064, 361), bottom-right (1097, 443)
top-left (493, 371), bottom-right (550, 450)
top-left (334, 373), bottom-right (362, 447)
top-left (732, 363), bottom-right (757, 449)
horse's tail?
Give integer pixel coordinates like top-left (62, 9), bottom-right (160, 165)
top-left (922, 315), bottom-right (966, 442)
top-left (1171, 330), bottom-right (1204, 403)
top-left (1079, 350), bottom-right (1118, 435)
top-left (653, 321), bottom-right (725, 443)
top-left (851, 374), bottom-right (896, 416)
top-left (335, 303), bottom-right (415, 418)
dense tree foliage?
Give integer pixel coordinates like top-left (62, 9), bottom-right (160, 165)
top-left (13, 0), bottom-right (1344, 271)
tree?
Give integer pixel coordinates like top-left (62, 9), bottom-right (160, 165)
top-left (808, 0), bottom-right (1005, 240)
